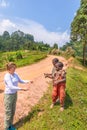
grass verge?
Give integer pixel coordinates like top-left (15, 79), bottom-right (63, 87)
top-left (17, 67), bottom-right (87, 130)
top-left (0, 50), bottom-right (47, 71)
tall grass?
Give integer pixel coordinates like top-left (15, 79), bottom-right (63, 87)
top-left (17, 67), bottom-right (87, 130)
top-left (0, 50), bottom-right (47, 70)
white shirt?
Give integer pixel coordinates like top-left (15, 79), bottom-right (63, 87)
top-left (4, 72), bottom-right (29, 94)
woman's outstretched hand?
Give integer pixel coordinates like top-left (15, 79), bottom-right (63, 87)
top-left (21, 88), bottom-right (29, 91)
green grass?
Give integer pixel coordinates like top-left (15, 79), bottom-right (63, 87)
top-left (15, 51), bottom-right (47, 67)
top-left (0, 50), bottom-right (47, 70)
top-left (17, 66), bottom-right (87, 130)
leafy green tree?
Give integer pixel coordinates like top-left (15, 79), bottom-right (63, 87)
top-left (0, 36), bottom-right (4, 50)
top-left (24, 34), bottom-right (34, 41)
top-left (0, 30), bottom-right (51, 51)
top-left (71, 0), bottom-right (87, 65)
top-left (2, 31), bottom-right (10, 39)
top-left (52, 43), bottom-right (58, 49)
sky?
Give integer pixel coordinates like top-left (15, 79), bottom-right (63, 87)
top-left (0, 0), bottom-right (80, 47)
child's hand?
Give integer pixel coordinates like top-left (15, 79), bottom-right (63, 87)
top-left (30, 80), bottom-right (33, 83)
top-left (44, 73), bottom-right (48, 78)
top-left (53, 81), bottom-right (59, 85)
top-left (26, 80), bottom-right (33, 83)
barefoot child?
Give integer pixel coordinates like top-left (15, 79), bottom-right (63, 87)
top-left (44, 58), bottom-right (59, 103)
top-left (44, 62), bottom-right (66, 111)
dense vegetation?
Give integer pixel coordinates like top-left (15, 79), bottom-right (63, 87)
top-left (60, 41), bottom-right (83, 57)
top-left (70, 0), bottom-right (87, 64)
top-left (0, 30), bottom-right (50, 51)
top-left (59, 0), bottom-right (87, 64)
top-left (17, 60), bottom-right (87, 130)
top-left (0, 51), bottom-right (47, 70)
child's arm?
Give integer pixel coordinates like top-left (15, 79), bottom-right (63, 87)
top-left (44, 73), bottom-right (53, 79)
top-left (53, 71), bottom-right (66, 85)
top-left (53, 78), bottom-right (66, 85)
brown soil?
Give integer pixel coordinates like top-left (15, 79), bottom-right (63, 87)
top-left (0, 55), bottom-right (68, 130)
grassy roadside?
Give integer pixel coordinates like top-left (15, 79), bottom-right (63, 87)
top-left (0, 50), bottom-right (47, 70)
top-left (17, 66), bottom-right (87, 130)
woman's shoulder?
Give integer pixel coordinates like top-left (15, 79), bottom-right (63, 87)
top-left (4, 72), bottom-right (10, 77)
top-left (4, 72), bottom-right (18, 78)
top-left (4, 73), bottom-right (11, 80)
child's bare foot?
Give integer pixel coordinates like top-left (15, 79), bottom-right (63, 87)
top-left (50, 103), bottom-right (54, 109)
top-left (60, 106), bottom-right (64, 111)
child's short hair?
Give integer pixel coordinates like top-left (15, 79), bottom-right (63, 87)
top-left (58, 62), bottom-right (64, 68)
top-left (55, 62), bottom-right (64, 68)
top-left (52, 58), bottom-right (59, 64)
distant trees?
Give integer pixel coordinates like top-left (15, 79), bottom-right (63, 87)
top-left (52, 43), bottom-right (58, 49)
top-left (60, 41), bottom-right (83, 57)
top-left (0, 30), bottom-right (50, 52)
top-left (71, 0), bottom-right (87, 65)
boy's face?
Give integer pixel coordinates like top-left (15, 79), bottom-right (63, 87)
top-left (52, 61), bottom-right (57, 67)
top-left (55, 64), bottom-right (62, 71)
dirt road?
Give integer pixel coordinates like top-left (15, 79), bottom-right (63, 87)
top-left (0, 55), bottom-right (67, 130)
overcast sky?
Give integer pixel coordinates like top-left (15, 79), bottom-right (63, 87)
top-left (0, 0), bottom-right (80, 47)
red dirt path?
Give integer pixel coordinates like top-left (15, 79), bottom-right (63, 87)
top-left (0, 55), bottom-right (67, 130)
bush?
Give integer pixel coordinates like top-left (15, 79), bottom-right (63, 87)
top-left (8, 55), bottom-right (14, 62)
top-left (16, 52), bottom-right (23, 60)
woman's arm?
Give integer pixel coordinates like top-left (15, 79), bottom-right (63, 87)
top-left (17, 74), bottom-right (30, 83)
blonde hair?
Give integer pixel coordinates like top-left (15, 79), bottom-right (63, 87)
top-left (6, 62), bottom-right (16, 70)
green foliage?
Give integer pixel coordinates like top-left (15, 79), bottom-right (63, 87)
top-left (52, 43), bottom-right (58, 49)
top-left (70, 0), bottom-right (87, 64)
top-left (0, 51), bottom-right (47, 70)
top-left (16, 52), bottom-right (23, 60)
top-left (71, 0), bottom-right (87, 42)
top-left (16, 52), bottom-right (47, 67)
top-left (0, 30), bottom-right (51, 52)
top-left (61, 41), bottom-right (83, 57)
top-left (8, 55), bottom-right (15, 62)
top-left (18, 65), bottom-right (87, 130)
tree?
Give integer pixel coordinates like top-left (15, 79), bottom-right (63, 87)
top-left (24, 34), bottom-right (34, 41)
top-left (53, 43), bottom-right (58, 49)
top-left (71, 0), bottom-right (87, 65)
top-left (0, 30), bottom-right (51, 51)
top-left (2, 31), bottom-right (10, 39)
